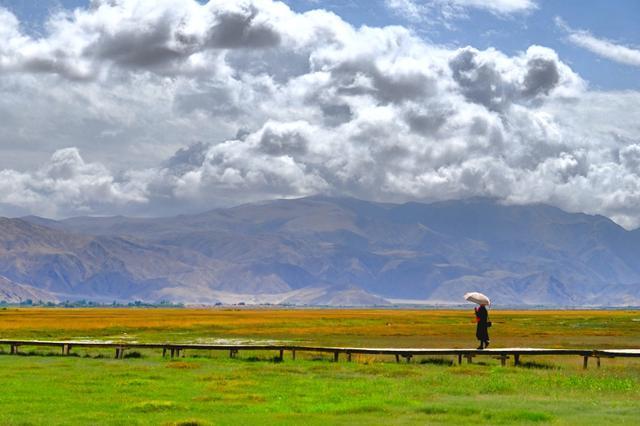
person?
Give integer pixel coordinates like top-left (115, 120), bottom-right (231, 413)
top-left (475, 304), bottom-right (490, 349)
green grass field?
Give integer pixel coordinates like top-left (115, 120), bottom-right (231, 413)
top-left (0, 308), bottom-right (639, 425)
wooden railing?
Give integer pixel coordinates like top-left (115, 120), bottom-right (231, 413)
top-left (1, 340), bottom-right (638, 368)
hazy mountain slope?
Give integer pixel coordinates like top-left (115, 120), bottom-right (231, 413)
top-left (0, 218), bottom-right (230, 300)
top-left (11, 196), bottom-right (640, 305)
top-left (0, 275), bottom-right (57, 303)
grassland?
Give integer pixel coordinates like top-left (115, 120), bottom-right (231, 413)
top-left (0, 308), bottom-right (639, 425)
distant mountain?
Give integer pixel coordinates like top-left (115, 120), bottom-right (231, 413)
top-left (3, 196), bottom-right (639, 306)
top-left (0, 275), bottom-right (57, 304)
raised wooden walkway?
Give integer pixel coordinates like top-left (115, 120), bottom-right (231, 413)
top-left (1, 340), bottom-right (638, 368)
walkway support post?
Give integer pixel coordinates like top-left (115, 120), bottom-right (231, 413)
top-left (3, 341), bottom-right (638, 368)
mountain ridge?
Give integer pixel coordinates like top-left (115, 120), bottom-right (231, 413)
top-left (1, 196), bottom-right (638, 306)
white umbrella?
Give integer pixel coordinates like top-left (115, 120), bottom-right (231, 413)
top-left (464, 292), bottom-right (491, 306)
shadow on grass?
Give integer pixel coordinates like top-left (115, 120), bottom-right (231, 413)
top-left (168, 421), bottom-right (211, 426)
top-left (310, 356), bottom-right (332, 362)
top-left (417, 406), bottom-right (480, 416)
top-left (11, 351), bottom-right (81, 358)
top-left (486, 410), bottom-right (553, 423)
top-left (0, 349), bottom-right (138, 360)
top-left (420, 357), bottom-right (454, 366)
top-left (417, 406), bottom-right (448, 415)
top-left (335, 405), bottom-right (386, 415)
top-left (241, 355), bottom-right (284, 363)
top-left (84, 353), bottom-right (110, 359)
top-left (418, 405), bottom-right (551, 422)
top-left (518, 361), bottom-right (559, 370)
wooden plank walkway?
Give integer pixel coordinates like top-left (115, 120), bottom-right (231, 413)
top-left (0, 340), bottom-right (638, 368)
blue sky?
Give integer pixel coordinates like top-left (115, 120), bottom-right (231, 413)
top-left (288, 0), bottom-right (640, 90)
top-left (2, 0), bottom-right (638, 90)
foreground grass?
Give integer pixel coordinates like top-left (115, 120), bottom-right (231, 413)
top-left (0, 308), bottom-right (639, 424)
top-left (1, 353), bottom-right (639, 425)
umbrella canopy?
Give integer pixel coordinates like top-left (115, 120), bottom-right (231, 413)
top-left (464, 292), bottom-right (491, 306)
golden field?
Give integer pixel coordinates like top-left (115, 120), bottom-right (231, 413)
top-left (1, 307), bottom-right (638, 349)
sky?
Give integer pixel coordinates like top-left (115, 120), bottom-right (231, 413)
top-left (0, 0), bottom-right (639, 228)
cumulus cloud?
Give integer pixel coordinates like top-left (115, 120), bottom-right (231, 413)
top-left (556, 17), bottom-right (640, 68)
top-left (0, 0), bottom-right (287, 79)
top-left (0, 148), bottom-right (148, 217)
top-left (448, 45), bottom-right (580, 111)
top-left (1, 1), bottom-right (640, 229)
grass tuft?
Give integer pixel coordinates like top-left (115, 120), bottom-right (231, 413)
top-left (130, 400), bottom-right (177, 412)
top-left (166, 361), bottom-right (200, 369)
top-left (417, 405), bottom-right (449, 415)
top-left (493, 410), bottom-right (554, 423)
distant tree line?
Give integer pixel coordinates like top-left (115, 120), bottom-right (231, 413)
top-left (0, 299), bottom-right (184, 308)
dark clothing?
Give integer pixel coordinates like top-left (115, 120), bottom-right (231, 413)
top-left (475, 305), bottom-right (490, 342)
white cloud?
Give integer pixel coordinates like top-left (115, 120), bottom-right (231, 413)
top-left (1, 1), bottom-right (640, 229)
top-left (556, 17), bottom-right (640, 67)
top-left (0, 148), bottom-right (148, 217)
top-left (385, 0), bottom-right (536, 22)
top-left (454, 0), bottom-right (536, 15)
top-left (385, 0), bottom-right (424, 22)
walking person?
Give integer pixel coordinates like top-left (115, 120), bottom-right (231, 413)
top-left (464, 292), bottom-right (492, 349)
top-left (475, 304), bottom-right (490, 350)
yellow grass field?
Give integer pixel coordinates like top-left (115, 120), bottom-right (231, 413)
top-left (1, 307), bottom-right (638, 349)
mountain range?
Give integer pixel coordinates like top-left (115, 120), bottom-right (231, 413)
top-left (1, 196), bottom-right (639, 306)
